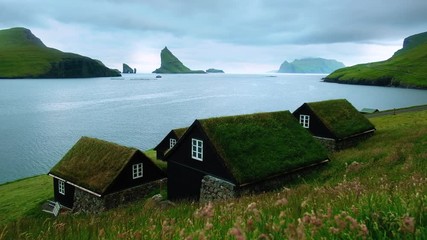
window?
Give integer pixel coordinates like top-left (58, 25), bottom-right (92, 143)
top-left (58, 180), bottom-right (65, 195)
top-left (191, 138), bottom-right (203, 161)
top-left (169, 138), bottom-right (177, 148)
top-left (300, 115), bottom-right (310, 128)
top-left (132, 163), bottom-right (143, 179)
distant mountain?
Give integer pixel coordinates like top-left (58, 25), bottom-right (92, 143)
top-left (278, 58), bottom-right (345, 73)
top-left (206, 68), bottom-right (224, 73)
top-left (0, 27), bottom-right (120, 78)
top-left (324, 31), bottom-right (427, 89)
top-left (152, 47), bottom-right (205, 74)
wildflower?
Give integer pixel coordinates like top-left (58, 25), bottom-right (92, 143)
top-left (133, 231), bottom-right (142, 240)
top-left (275, 197), bottom-right (288, 206)
top-left (296, 219), bottom-right (306, 240)
top-left (329, 227), bottom-right (340, 235)
top-left (345, 215), bottom-right (359, 230)
top-left (400, 216), bottom-right (415, 234)
top-left (98, 228), bottom-right (105, 238)
top-left (358, 223), bottom-right (369, 237)
top-left (54, 222), bottom-right (66, 232)
top-left (194, 202), bottom-right (215, 219)
top-left (246, 218), bottom-right (254, 231)
top-left (247, 202), bottom-right (257, 211)
top-left (246, 202), bottom-right (261, 219)
top-left (300, 199), bottom-right (308, 209)
top-left (258, 233), bottom-right (270, 239)
top-left (351, 205), bottom-right (359, 215)
top-left (205, 221), bottom-right (213, 231)
top-left (229, 226), bottom-right (246, 240)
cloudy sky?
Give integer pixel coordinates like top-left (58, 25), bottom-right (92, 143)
top-left (1, 0), bottom-right (427, 73)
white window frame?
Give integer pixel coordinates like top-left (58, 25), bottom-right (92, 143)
top-left (132, 163), bottom-right (143, 179)
top-left (58, 180), bottom-right (65, 195)
top-left (191, 138), bottom-right (203, 161)
top-left (300, 114), bottom-right (310, 128)
top-left (169, 138), bottom-right (177, 149)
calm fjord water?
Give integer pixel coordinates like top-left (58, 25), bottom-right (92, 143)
top-left (1, 73), bottom-right (427, 184)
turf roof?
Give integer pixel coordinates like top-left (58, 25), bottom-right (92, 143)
top-left (198, 111), bottom-right (328, 185)
top-left (172, 127), bottom-right (188, 138)
top-left (49, 137), bottom-right (138, 194)
top-left (306, 99), bottom-right (375, 139)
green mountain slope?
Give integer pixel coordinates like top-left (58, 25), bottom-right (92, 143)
top-left (324, 31), bottom-right (427, 89)
top-left (278, 58), bottom-right (345, 73)
top-left (0, 27), bottom-right (120, 78)
top-left (152, 47), bottom-right (205, 74)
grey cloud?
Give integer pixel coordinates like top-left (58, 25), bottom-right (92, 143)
top-left (2, 0), bottom-right (427, 45)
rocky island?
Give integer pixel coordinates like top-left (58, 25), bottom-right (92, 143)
top-left (206, 68), bottom-right (224, 73)
top-left (122, 63), bottom-right (136, 74)
top-left (324, 31), bottom-right (427, 89)
top-left (0, 27), bottom-right (120, 79)
top-left (152, 47), bottom-right (205, 74)
top-left (278, 58), bottom-right (345, 73)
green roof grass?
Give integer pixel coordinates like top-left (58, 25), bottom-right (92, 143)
top-left (49, 137), bottom-right (138, 194)
top-left (199, 111), bottom-right (328, 185)
top-left (173, 127), bottom-right (188, 138)
top-left (307, 99), bottom-right (375, 139)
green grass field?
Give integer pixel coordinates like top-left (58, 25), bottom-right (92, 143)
top-left (0, 110), bottom-right (426, 239)
top-left (0, 175), bottom-right (52, 226)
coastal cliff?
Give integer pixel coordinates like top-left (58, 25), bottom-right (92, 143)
top-left (324, 31), bottom-right (427, 89)
top-left (0, 27), bottom-right (120, 78)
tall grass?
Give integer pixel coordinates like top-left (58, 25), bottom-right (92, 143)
top-left (1, 110), bottom-right (426, 239)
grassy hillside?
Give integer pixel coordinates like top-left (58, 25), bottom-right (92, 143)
top-left (0, 27), bottom-right (120, 78)
top-left (0, 175), bottom-right (52, 226)
top-left (152, 47), bottom-right (205, 74)
top-left (0, 110), bottom-right (426, 239)
top-left (324, 31), bottom-right (427, 89)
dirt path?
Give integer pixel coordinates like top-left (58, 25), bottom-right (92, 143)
top-left (366, 104), bottom-right (427, 118)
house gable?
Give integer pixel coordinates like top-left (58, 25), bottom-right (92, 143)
top-left (166, 121), bottom-right (235, 200)
top-left (304, 99), bottom-right (376, 140)
top-left (293, 103), bottom-right (335, 139)
top-left (154, 130), bottom-right (179, 160)
top-left (154, 127), bottom-right (188, 160)
top-left (106, 150), bottom-right (166, 194)
top-left (294, 99), bottom-right (375, 140)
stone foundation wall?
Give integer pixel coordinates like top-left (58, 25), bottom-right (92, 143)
top-left (73, 188), bottom-right (105, 213)
top-left (315, 131), bottom-right (375, 151)
top-left (200, 176), bottom-right (235, 203)
top-left (104, 178), bottom-right (167, 210)
top-left (73, 178), bottom-right (167, 213)
top-left (336, 131), bottom-right (375, 150)
top-left (314, 137), bottom-right (336, 151)
top-left (199, 161), bottom-right (328, 202)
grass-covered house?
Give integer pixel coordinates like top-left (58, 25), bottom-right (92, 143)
top-left (165, 111), bottom-right (329, 202)
top-left (48, 137), bottom-right (166, 213)
top-left (293, 99), bottom-right (376, 150)
top-left (154, 127), bottom-right (187, 160)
